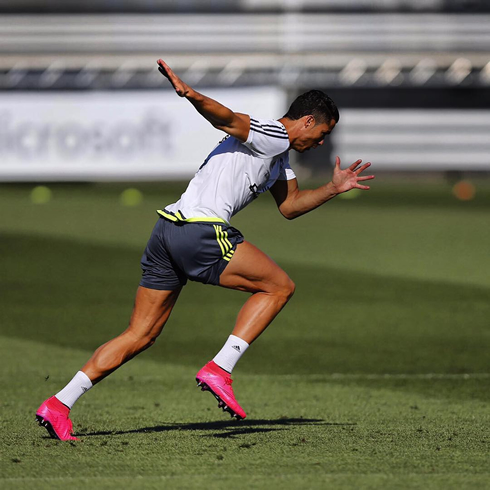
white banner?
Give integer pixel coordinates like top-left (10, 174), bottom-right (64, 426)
top-left (0, 88), bottom-right (286, 181)
top-left (333, 109), bottom-right (490, 170)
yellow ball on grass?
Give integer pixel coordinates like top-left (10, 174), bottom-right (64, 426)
top-left (120, 188), bottom-right (143, 207)
top-left (30, 186), bottom-right (53, 204)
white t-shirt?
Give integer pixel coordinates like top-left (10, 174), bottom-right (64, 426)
top-left (165, 117), bottom-right (296, 223)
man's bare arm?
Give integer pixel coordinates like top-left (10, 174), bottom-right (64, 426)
top-left (157, 59), bottom-right (250, 142)
top-left (270, 157), bottom-right (374, 220)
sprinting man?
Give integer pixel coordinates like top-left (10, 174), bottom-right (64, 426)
top-left (36, 59), bottom-right (374, 441)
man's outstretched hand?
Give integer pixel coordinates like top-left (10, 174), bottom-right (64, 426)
top-left (157, 59), bottom-right (190, 97)
top-left (331, 156), bottom-right (374, 194)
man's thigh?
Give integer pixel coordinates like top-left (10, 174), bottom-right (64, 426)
top-left (219, 241), bottom-right (294, 294)
top-left (127, 286), bottom-right (182, 338)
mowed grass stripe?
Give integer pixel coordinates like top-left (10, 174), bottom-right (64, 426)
top-left (1, 232), bottom-right (489, 376)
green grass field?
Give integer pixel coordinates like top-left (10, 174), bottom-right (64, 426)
top-left (1, 179), bottom-right (490, 489)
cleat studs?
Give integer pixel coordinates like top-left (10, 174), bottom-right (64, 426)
top-left (196, 377), bottom-right (244, 420)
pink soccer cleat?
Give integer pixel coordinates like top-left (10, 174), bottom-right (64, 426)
top-left (36, 396), bottom-right (78, 441)
top-left (196, 361), bottom-right (247, 420)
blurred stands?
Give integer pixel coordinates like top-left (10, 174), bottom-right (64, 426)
top-left (0, 10), bottom-right (488, 90)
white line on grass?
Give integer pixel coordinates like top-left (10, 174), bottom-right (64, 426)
top-left (250, 373), bottom-right (490, 380)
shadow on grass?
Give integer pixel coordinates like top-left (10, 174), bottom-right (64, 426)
top-left (78, 418), bottom-right (355, 439)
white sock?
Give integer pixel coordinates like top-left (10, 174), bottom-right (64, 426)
top-left (55, 371), bottom-right (93, 409)
top-left (213, 335), bottom-right (250, 373)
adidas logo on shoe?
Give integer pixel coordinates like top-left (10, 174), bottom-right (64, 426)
top-left (232, 345), bottom-right (241, 352)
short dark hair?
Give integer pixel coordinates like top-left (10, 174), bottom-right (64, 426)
top-left (283, 90), bottom-right (339, 124)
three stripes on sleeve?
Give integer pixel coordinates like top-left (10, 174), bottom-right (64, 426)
top-left (250, 118), bottom-right (289, 140)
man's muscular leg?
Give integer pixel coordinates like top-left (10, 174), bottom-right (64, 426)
top-left (219, 240), bottom-right (295, 344)
top-left (37, 286), bottom-right (181, 440)
top-left (82, 286), bottom-right (182, 384)
top-left (196, 240), bottom-right (294, 419)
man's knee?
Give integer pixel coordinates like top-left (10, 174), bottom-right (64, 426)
top-left (141, 335), bottom-right (157, 350)
top-left (285, 277), bottom-right (296, 301)
top-left (276, 275), bottom-right (295, 303)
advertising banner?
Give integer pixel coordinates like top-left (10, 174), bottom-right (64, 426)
top-left (0, 87), bottom-right (286, 181)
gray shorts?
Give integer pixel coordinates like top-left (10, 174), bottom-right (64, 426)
top-left (140, 216), bottom-right (244, 290)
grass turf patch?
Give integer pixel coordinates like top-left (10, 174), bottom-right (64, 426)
top-left (1, 181), bottom-right (490, 489)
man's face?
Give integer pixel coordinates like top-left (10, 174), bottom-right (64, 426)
top-left (293, 117), bottom-right (336, 153)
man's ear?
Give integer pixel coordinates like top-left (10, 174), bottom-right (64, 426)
top-left (304, 115), bottom-right (315, 128)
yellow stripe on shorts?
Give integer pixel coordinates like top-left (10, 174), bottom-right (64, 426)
top-left (213, 225), bottom-right (226, 256)
top-left (219, 227), bottom-right (232, 254)
top-left (223, 249), bottom-right (235, 262)
top-left (214, 225), bottom-right (235, 260)
top-left (222, 229), bottom-right (233, 251)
